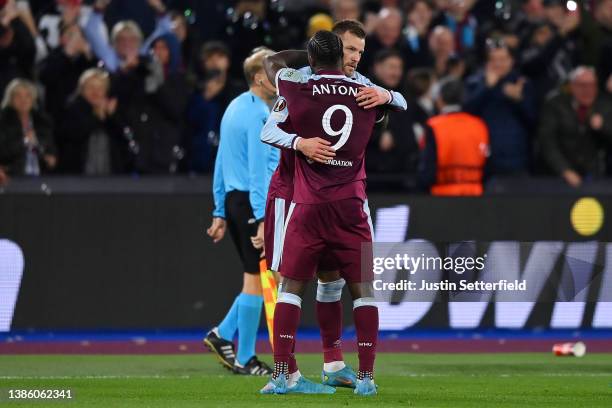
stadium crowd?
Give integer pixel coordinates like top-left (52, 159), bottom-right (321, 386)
top-left (0, 0), bottom-right (611, 191)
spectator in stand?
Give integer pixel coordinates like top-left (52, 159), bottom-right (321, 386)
top-left (148, 29), bottom-right (191, 167)
top-left (538, 66), bottom-right (612, 187)
top-left (83, 0), bottom-right (190, 174)
top-left (0, 78), bottom-right (56, 176)
top-left (372, 49), bottom-right (404, 92)
top-left (83, 0), bottom-right (172, 73)
top-left (418, 78), bottom-right (489, 195)
top-left (520, 1), bottom-right (581, 102)
top-left (186, 42), bottom-right (244, 173)
top-left (513, 0), bottom-right (547, 46)
top-left (403, 0), bottom-right (435, 69)
top-left (222, 0), bottom-right (299, 81)
top-left (595, 0), bottom-right (612, 94)
top-left (38, 0), bottom-right (107, 52)
top-left (405, 67), bottom-right (436, 148)
top-left (432, 0), bottom-right (450, 19)
top-left (433, 0), bottom-right (478, 54)
top-left (367, 49), bottom-right (420, 174)
top-left (465, 41), bottom-right (537, 176)
top-left (428, 25), bottom-right (465, 79)
top-left (39, 20), bottom-right (96, 126)
top-left (0, 0), bottom-right (35, 96)
top-left (85, 2), bottom-right (178, 172)
top-left (360, 7), bottom-right (408, 77)
top-left (306, 13), bottom-right (334, 38)
top-left (169, 9), bottom-right (200, 73)
top-left (57, 68), bottom-right (126, 174)
top-left (111, 25), bottom-right (189, 173)
top-left (330, 0), bottom-right (361, 23)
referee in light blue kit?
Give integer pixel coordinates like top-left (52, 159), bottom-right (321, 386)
top-left (204, 48), bottom-right (279, 376)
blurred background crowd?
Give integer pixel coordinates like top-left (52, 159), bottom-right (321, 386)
top-left (0, 0), bottom-right (611, 191)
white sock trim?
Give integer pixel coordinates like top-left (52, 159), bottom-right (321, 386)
top-left (323, 361), bottom-right (346, 373)
top-left (277, 292), bottom-right (302, 307)
top-left (316, 279), bottom-right (345, 302)
top-left (288, 370), bottom-right (301, 388)
top-left (353, 297), bottom-right (377, 309)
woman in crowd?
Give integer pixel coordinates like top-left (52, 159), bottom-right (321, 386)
top-left (57, 68), bottom-right (126, 174)
top-left (0, 78), bottom-right (56, 176)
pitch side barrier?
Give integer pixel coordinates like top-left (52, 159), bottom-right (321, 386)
top-left (0, 178), bottom-right (610, 331)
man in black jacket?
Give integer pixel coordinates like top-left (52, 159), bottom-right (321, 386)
top-left (110, 32), bottom-right (189, 174)
top-left (39, 22), bottom-right (97, 126)
top-left (0, 3), bottom-right (36, 96)
top-left (538, 66), bottom-right (612, 187)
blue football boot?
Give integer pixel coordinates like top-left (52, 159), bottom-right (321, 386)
top-left (322, 365), bottom-right (357, 388)
top-left (354, 378), bottom-right (377, 396)
top-left (260, 375), bottom-right (288, 394)
top-left (288, 376), bottom-right (336, 394)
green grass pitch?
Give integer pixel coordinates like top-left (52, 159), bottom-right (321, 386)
top-left (1, 353), bottom-right (611, 407)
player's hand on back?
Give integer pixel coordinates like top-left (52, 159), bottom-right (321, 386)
top-left (296, 137), bottom-right (336, 164)
top-left (207, 217), bottom-right (227, 243)
top-left (356, 87), bottom-right (391, 109)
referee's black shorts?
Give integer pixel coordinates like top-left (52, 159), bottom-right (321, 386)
top-left (225, 190), bottom-right (262, 274)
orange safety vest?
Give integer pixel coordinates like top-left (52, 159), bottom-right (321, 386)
top-left (426, 112), bottom-right (489, 196)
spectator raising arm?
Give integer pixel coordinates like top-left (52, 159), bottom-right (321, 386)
top-left (83, 0), bottom-right (119, 72)
top-left (84, 0), bottom-right (173, 73)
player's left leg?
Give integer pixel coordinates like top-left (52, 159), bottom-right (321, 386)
top-left (316, 270), bottom-right (356, 388)
top-left (327, 198), bottom-right (378, 395)
top-left (347, 282), bottom-right (378, 396)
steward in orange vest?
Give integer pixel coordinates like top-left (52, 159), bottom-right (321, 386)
top-left (418, 79), bottom-right (489, 196)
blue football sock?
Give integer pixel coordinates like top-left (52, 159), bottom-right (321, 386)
top-left (218, 296), bottom-right (240, 341)
top-left (236, 292), bottom-right (263, 366)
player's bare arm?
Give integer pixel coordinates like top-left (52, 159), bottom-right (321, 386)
top-left (263, 50), bottom-right (308, 84)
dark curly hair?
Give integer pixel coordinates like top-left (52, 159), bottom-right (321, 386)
top-left (307, 30), bottom-right (344, 69)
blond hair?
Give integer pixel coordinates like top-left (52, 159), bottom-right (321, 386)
top-left (78, 68), bottom-right (111, 94)
top-left (243, 47), bottom-right (275, 86)
top-left (111, 20), bottom-right (143, 45)
top-left (1, 78), bottom-right (38, 110)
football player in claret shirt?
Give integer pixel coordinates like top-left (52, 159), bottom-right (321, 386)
top-left (260, 19), bottom-right (407, 392)
top-left (260, 30), bottom-right (383, 396)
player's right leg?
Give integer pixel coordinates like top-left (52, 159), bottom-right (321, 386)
top-left (347, 282), bottom-right (378, 396)
top-left (326, 198), bottom-right (379, 395)
top-left (260, 202), bottom-right (334, 395)
top-left (261, 277), bottom-right (335, 395)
